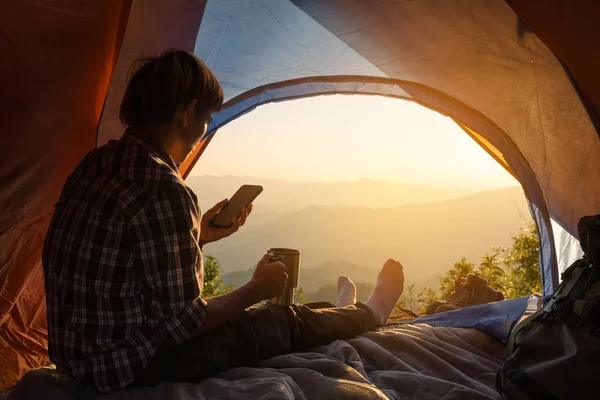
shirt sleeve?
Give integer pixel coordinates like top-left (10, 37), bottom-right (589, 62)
top-left (130, 184), bottom-right (206, 344)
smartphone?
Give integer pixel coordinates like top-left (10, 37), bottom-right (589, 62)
top-left (209, 185), bottom-right (263, 228)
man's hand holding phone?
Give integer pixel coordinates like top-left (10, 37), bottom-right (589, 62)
top-left (200, 184), bottom-right (262, 246)
top-left (200, 199), bottom-right (252, 245)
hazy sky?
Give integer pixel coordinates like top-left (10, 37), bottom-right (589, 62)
top-left (190, 95), bottom-right (517, 189)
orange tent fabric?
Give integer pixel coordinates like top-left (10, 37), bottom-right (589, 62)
top-left (0, 0), bottom-right (131, 390)
top-left (507, 0), bottom-right (600, 130)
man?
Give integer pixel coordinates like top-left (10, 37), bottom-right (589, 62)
top-left (43, 49), bottom-right (404, 394)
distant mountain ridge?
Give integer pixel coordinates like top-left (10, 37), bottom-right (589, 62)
top-left (194, 176), bottom-right (530, 292)
top-left (186, 175), bottom-right (489, 213)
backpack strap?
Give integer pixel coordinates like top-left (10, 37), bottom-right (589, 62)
top-left (573, 280), bottom-right (600, 317)
top-left (504, 301), bottom-right (548, 357)
top-left (498, 301), bottom-right (559, 399)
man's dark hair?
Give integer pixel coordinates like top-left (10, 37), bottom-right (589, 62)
top-left (120, 50), bottom-right (224, 128)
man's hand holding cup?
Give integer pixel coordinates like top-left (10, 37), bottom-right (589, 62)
top-left (246, 253), bottom-right (288, 303)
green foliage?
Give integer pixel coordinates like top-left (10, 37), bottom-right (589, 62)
top-left (202, 254), bottom-right (234, 298)
top-left (477, 254), bottom-right (507, 294)
top-left (397, 284), bottom-right (419, 311)
top-left (295, 287), bottom-right (307, 304)
top-left (496, 221), bottom-right (541, 297)
top-left (439, 257), bottom-right (476, 299)
top-left (417, 287), bottom-right (438, 312)
top-left (397, 284), bottom-right (438, 314)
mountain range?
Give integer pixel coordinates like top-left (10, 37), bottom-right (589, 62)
top-left (187, 176), bottom-right (530, 293)
top-left (186, 175), bottom-right (484, 213)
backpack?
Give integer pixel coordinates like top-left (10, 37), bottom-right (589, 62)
top-left (497, 215), bottom-right (600, 400)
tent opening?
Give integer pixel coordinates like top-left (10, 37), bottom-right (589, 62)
top-left (172, 75), bottom-right (559, 296)
top-left (186, 94), bottom-right (542, 314)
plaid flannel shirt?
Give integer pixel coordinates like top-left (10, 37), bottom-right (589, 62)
top-left (43, 133), bottom-right (207, 393)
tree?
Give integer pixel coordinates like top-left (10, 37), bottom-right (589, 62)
top-left (437, 222), bottom-right (540, 301)
top-left (497, 221), bottom-right (541, 297)
top-left (438, 254), bottom-right (508, 300)
top-left (439, 258), bottom-right (476, 299)
top-left (202, 254), bottom-right (234, 298)
top-left (417, 287), bottom-right (438, 312)
top-left (294, 287), bottom-right (307, 304)
top-left (397, 284), bottom-right (419, 311)
top-left (477, 254), bottom-right (508, 295)
top-left (397, 285), bottom-right (438, 314)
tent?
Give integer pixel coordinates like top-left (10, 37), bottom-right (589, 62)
top-left (1, 0), bottom-right (598, 392)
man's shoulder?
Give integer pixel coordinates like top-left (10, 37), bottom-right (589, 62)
top-left (62, 136), bottom-right (194, 219)
top-left (89, 135), bottom-right (187, 194)
top-left (118, 135), bottom-right (190, 194)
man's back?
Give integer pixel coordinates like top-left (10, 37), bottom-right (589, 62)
top-left (43, 134), bottom-right (206, 393)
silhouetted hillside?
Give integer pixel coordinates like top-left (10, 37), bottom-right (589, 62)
top-left (210, 185), bottom-right (529, 292)
top-left (222, 260), bottom-right (379, 294)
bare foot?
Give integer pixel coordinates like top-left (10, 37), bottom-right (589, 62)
top-left (335, 276), bottom-right (357, 307)
top-left (366, 259), bottom-right (405, 325)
